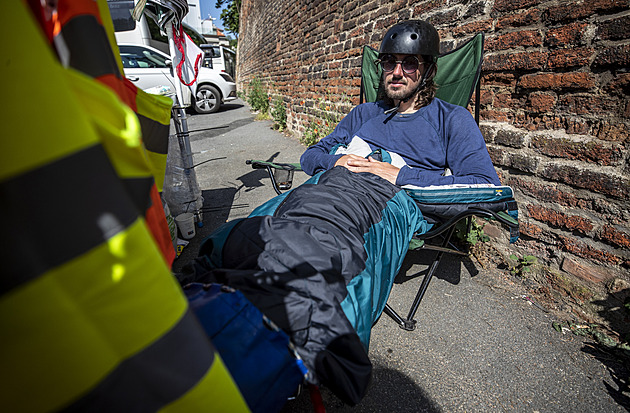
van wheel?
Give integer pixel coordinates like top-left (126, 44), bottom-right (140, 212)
top-left (194, 85), bottom-right (221, 114)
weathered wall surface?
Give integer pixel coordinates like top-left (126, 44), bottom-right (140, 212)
top-left (237, 0), bottom-right (630, 295)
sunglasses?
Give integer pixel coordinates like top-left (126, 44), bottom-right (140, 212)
top-left (378, 55), bottom-right (426, 74)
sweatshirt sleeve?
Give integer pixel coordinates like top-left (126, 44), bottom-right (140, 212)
top-left (300, 104), bottom-right (373, 176)
top-left (396, 106), bottom-right (501, 187)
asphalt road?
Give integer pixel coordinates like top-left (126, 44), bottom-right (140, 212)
top-left (170, 99), bottom-right (628, 412)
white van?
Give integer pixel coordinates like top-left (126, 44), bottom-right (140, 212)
top-left (107, 2), bottom-right (236, 113)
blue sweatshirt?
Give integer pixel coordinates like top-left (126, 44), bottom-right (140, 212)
top-left (300, 98), bottom-right (501, 187)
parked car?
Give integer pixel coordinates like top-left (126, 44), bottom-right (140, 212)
top-left (200, 44), bottom-right (237, 80)
top-left (118, 43), bottom-right (237, 114)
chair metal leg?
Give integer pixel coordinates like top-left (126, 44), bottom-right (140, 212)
top-left (385, 225), bottom-right (458, 330)
top-left (384, 303), bottom-right (417, 331)
top-left (405, 225), bottom-right (456, 322)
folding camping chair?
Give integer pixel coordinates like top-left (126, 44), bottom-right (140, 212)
top-left (247, 32), bottom-right (519, 331)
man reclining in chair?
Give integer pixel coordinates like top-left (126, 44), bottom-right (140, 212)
top-left (182, 20), bottom-right (500, 407)
top-left (301, 20), bottom-right (500, 188)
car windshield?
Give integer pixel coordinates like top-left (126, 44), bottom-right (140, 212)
top-left (118, 45), bottom-right (169, 68)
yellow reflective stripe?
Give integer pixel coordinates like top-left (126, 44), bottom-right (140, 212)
top-left (160, 355), bottom-right (250, 413)
top-left (1, 2), bottom-right (97, 181)
top-left (136, 88), bottom-right (173, 126)
top-left (146, 150), bottom-right (168, 191)
top-left (0, 219), bottom-right (186, 412)
top-left (66, 69), bottom-right (154, 180)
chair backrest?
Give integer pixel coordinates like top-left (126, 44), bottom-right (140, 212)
top-left (360, 33), bottom-right (485, 123)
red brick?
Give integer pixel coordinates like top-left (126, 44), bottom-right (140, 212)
top-left (413, 0), bottom-right (447, 15)
top-left (479, 89), bottom-right (493, 105)
top-left (527, 204), bottom-right (594, 234)
top-left (595, 121), bottom-right (630, 143)
top-left (532, 135), bottom-right (624, 166)
top-left (520, 221), bottom-right (545, 239)
top-left (541, 164), bottom-right (630, 200)
top-left (480, 109), bottom-right (510, 122)
top-left (482, 73), bottom-right (517, 87)
top-left (493, 92), bottom-right (515, 109)
top-left (548, 48), bottom-right (593, 69)
top-left (545, 0), bottom-right (629, 23)
top-left (506, 176), bottom-right (591, 209)
top-left (545, 22), bottom-right (588, 47)
top-left (428, 9), bottom-right (459, 26)
top-left (598, 225), bottom-right (630, 250)
top-left (520, 72), bottom-right (596, 90)
top-left (527, 92), bottom-right (557, 113)
top-left (493, 0), bottom-right (542, 13)
top-left (561, 257), bottom-right (612, 283)
top-left (496, 9), bottom-right (542, 29)
top-left (486, 30), bottom-right (543, 51)
top-left (559, 235), bottom-right (622, 265)
top-left (484, 51), bottom-right (548, 71)
top-left (451, 19), bottom-right (493, 37)
top-left (559, 95), bottom-right (621, 116)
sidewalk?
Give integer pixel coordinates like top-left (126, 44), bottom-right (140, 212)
top-left (172, 99), bottom-right (628, 412)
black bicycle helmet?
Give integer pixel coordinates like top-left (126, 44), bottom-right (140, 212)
top-left (379, 20), bottom-right (440, 59)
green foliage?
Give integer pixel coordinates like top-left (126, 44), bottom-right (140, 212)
top-left (246, 77), bottom-right (269, 113)
top-left (454, 219), bottom-right (489, 246)
top-left (300, 96), bottom-right (348, 147)
top-left (216, 0), bottom-right (241, 35)
top-left (508, 254), bottom-right (538, 277)
top-left (271, 96), bottom-right (287, 131)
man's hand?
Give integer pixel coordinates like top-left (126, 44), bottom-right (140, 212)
top-left (335, 155), bottom-right (400, 185)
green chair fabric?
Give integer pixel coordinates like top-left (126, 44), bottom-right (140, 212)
top-left (360, 33), bottom-right (485, 119)
top-left (360, 46), bottom-right (382, 104)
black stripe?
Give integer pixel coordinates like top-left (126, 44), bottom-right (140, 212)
top-left (0, 145), bottom-right (138, 294)
top-left (137, 113), bottom-right (169, 155)
top-left (61, 15), bottom-right (122, 79)
top-left (60, 309), bottom-right (215, 413)
top-left (121, 176), bottom-right (154, 216)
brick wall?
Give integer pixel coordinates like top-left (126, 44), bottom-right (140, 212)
top-left (237, 0), bottom-right (630, 285)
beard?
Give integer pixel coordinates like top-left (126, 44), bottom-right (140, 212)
top-left (384, 78), bottom-right (419, 102)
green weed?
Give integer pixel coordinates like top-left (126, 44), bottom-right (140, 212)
top-left (271, 96), bottom-right (287, 131)
top-left (454, 219), bottom-right (489, 246)
top-left (246, 77), bottom-right (269, 113)
top-left (509, 254), bottom-right (538, 277)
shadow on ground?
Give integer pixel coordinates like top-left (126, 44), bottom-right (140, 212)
top-left (582, 287), bottom-right (630, 410)
top-left (280, 364), bottom-right (440, 413)
top-left (395, 247), bottom-right (479, 286)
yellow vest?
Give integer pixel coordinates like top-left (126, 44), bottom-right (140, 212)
top-left (0, 3), bottom-right (248, 411)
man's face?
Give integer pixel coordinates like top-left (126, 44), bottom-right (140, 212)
top-left (381, 54), bottom-right (426, 102)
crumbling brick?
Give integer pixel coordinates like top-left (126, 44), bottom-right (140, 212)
top-left (519, 72), bottom-right (596, 90)
top-left (527, 204), bottom-right (594, 234)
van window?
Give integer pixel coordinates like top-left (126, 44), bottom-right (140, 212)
top-left (118, 45), bottom-right (170, 68)
top-left (107, 0), bottom-right (136, 31)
